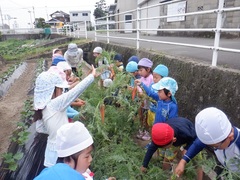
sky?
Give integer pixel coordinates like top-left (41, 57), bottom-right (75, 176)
top-left (0, 0), bottom-right (114, 28)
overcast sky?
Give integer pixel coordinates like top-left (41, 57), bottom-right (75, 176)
top-left (0, 0), bottom-right (114, 28)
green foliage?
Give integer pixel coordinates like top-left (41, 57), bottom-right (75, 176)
top-left (21, 99), bottom-right (34, 121)
top-left (11, 122), bottom-right (30, 146)
top-left (35, 18), bottom-right (50, 28)
top-left (94, 8), bottom-right (106, 19)
top-left (2, 152), bottom-right (23, 171)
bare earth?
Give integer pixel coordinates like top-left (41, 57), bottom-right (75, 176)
top-left (0, 61), bottom-right (36, 163)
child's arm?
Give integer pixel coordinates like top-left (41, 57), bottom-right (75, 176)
top-left (48, 66), bottom-right (95, 111)
top-left (175, 138), bottom-right (206, 177)
top-left (136, 81), bottom-right (159, 101)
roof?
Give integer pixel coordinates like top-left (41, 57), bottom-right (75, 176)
top-left (69, 10), bottom-right (91, 13)
top-left (46, 18), bottom-right (64, 23)
top-left (50, 11), bottom-right (69, 17)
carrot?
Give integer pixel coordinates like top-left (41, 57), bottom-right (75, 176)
top-left (132, 86), bottom-right (137, 100)
top-left (100, 104), bottom-right (105, 123)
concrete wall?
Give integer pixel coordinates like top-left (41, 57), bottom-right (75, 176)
top-left (137, 0), bottom-right (240, 37)
top-left (81, 41), bottom-right (240, 125)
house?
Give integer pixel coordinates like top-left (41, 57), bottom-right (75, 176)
top-left (69, 11), bottom-right (91, 29)
top-left (49, 11), bottom-right (70, 24)
top-left (138, 0), bottom-right (240, 36)
top-left (45, 18), bottom-right (64, 28)
top-left (110, 0), bottom-right (240, 36)
top-left (113, 0), bottom-right (137, 31)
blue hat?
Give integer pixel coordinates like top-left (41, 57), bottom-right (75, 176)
top-left (52, 56), bottom-right (66, 66)
top-left (152, 77), bottom-right (178, 103)
top-left (114, 54), bottom-right (123, 62)
top-left (138, 58), bottom-right (153, 68)
top-left (128, 56), bottom-right (139, 63)
top-left (153, 64), bottom-right (169, 77)
top-left (126, 61), bottom-right (138, 73)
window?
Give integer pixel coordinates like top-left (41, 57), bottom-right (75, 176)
top-left (72, 13), bottom-right (78, 17)
top-left (82, 13), bottom-right (88, 16)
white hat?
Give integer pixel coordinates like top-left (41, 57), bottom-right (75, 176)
top-left (57, 61), bottom-right (71, 71)
top-left (103, 78), bottom-right (113, 87)
top-left (34, 71), bottom-right (69, 110)
top-left (195, 107), bottom-right (232, 144)
top-left (56, 121), bottom-right (93, 157)
top-left (93, 47), bottom-right (102, 54)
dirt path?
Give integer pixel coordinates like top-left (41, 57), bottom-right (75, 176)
top-left (0, 61), bottom-right (36, 162)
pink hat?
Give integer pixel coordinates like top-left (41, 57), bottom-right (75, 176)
top-left (152, 123), bottom-right (174, 146)
top-left (138, 58), bottom-right (153, 68)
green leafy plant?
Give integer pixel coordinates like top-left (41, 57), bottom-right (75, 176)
top-left (11, 122), bottom-right (30, 146)
top-left (2, 152), bottom-right (23, 171)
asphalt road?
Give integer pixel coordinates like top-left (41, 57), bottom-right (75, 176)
top-left (82, 31), bottom-right (240, 70)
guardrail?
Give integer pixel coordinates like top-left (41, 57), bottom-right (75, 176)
top-left (94, 0), bottom-right (240, 67)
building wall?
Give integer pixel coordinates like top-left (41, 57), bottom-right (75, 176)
top-left (137, 0), bottom-right (240, 37)
top-left (139, 0), bottom-right (160, 34)
top-left (70, 11), bottom-right (91, 23)
top-left (115, 0), bottom-right (137, 30)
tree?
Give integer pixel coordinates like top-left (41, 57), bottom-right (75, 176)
top-left (35, 18), bottom-right (50, 28)
top-left (93, 0), bottom-right (108, 19)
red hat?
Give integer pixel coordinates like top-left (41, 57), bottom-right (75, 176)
top-left (152, 123), bottom-right (174, 146)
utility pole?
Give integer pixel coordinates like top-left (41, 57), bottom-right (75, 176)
top-left (0, 6), bottom-right (4, 29)
top-left (33, 6), bottom-right (36, 25)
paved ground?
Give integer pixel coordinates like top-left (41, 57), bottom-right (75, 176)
top-left (81, 31), bottom-right (240, 70)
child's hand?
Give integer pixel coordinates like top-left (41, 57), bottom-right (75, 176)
top-left (135, 79), bottom-right (141, 86)
top-left (75, 99), bottom-right (86, 106)
top-left (128, 86), bottom-right (134, 91)
top-left (91, 64), bottom-right (96, 77)
top-left (140, 166), bottom-right (147, 173)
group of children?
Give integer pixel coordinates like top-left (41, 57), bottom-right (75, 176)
top-left (124, 53), bottom-right (240, 178)
top-left (33, 44), bottom-right (240, 179)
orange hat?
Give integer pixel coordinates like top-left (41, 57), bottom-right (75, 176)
top-left (152, 123), bottom-right (174, 146)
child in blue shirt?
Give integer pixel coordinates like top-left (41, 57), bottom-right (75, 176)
top-left (136, 76), bottom-right (178, 124)
top-left (175, 107), bottom-right (240, 178)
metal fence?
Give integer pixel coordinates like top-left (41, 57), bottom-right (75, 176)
top-left (94, 0), bottom-right (240, 67)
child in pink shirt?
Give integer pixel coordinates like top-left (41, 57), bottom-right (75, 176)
top-left (136, 58), bottom-right (153, 141)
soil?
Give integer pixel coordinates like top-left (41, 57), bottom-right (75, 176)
top-left (0, 60), bottom-right (36, 164)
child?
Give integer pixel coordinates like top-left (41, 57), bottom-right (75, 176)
top-left (136, 64), bottom-right (169, 127)
top-left (113, 54), bottom-right (124, 72)
top-left (136, 58), bottom-right (154, 141)
top-left (33, 65), bottom-right (95, 167)
top-left (126, 61), bottom-right (141, 89)
top-left (52, 56), bottom-right (66, 66)
top-left (175, 107), bottom-right (240, 178)
top-left (64, 43), bottom-right (83, 74)
top-left (93, 47), bottom-right (111, 87)
top-left (52, 48), bottom-right (63, 60)
top-left (56, 62), bottom-right (86, 121)
top-left (128, 55), bottom-right (139, 63)
top-left (34, 122), bottom-right (116, 180)
top-left (141, 117), bottom-right (203, 180)
top-left (136, 77), bottom-right (178, 125)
